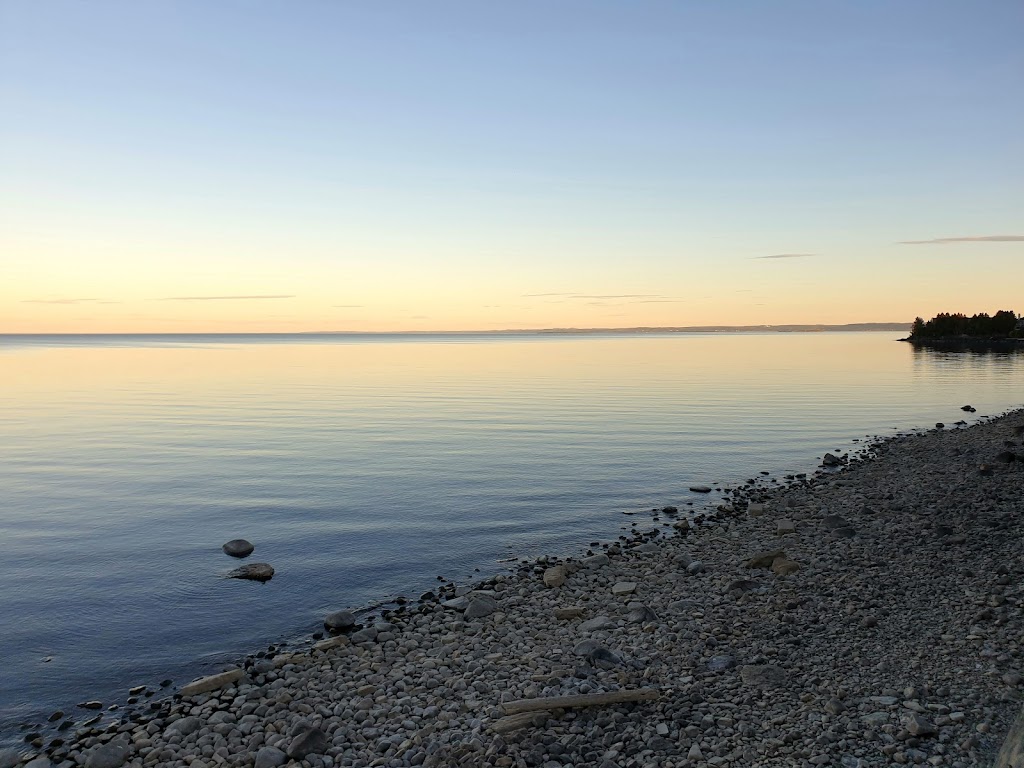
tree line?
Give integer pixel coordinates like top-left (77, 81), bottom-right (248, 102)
top-left (910, 310), bottom-right (1021, 339)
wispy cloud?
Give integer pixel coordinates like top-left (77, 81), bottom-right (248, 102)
top-left (899, 235), bottom-right (1024, 245)
top-left (524, 292), bottom-right (678, 304)
top-left (753, 253), bottom-right (814, 260)
top-left (570, 293), bottom-right (663, 299)
top-left (22, 297), bottom-right (100, 304)
top-left (157, 294), bottom-right (296, 301)
top-left (332, 304), bottom-right (364, 308)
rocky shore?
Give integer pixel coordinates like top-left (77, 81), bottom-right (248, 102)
top-left (4, 410), bottom-right (1023, 768)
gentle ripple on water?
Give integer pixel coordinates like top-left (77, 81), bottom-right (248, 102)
top-left (0, 332), bottom-right (1022, 739)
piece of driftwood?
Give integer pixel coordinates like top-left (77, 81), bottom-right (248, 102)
top-left (996, 705), bottom-right (1024, 768)
top-left (491, 711), bottom-right (551, 734)
top-left (501, 688), bottom-right (659, 715)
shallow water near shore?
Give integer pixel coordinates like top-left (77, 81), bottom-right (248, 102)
top-left (1, 331), bottom-right (1022, 740)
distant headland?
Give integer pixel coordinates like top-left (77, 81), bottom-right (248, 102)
top-left (902, 310), bottom-right (1023, 348)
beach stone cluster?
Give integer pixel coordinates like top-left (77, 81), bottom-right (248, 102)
top-left (5, 411), bottom-right (1024, 767)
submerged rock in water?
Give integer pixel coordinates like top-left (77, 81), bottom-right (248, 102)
top-left (228, 563), bottom-right (274, 582)
top-left (222, 539), bottom-right (255, 558)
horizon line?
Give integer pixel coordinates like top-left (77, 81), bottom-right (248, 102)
top-left (0, 322), bottom-right (913, 337)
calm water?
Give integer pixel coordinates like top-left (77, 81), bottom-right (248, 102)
top-left (1, 332), bottom-right (1022, 740)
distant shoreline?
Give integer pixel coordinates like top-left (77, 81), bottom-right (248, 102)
top-left (0, 324), bottom-right (910, 339)
top-left (900, 336), bottom-right (1024, 349)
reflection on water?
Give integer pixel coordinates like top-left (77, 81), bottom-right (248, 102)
top-left (0, 332), bottom-right (1021, 739)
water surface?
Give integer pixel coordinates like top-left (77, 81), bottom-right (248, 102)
top-left (1, 332), bottom-right (1021, 740)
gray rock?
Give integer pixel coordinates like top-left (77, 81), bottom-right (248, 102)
top-left (543, 565), bottom-right (568, 588)
top-left (746, 550), bottom-right (786, 569)
top-left (626, 605), bottom-right (659, 624)
top-left (24, 758), bottom-right (52, 768)
top-left (822, 453), bottom-right (842, 467)
top-left (904, 713), bottom-right (937, 737)
top-left (85, 740), bottom-right (129, 768)
top-left (822, 515), bottom-right (852, 529)
top-left (287, 725), bottom-right (329, 760)
top-left (725, 578), bottom-right (758, 594)
top-left (825, 697), bottom-right (846, 715)
top-left (554, 607), bottom-right (584, 620)
top-left (689, 485), bottom-right (712, 493)
top-left (165, 716), bottom-right (201, 736)
top-left (440, 596), bottom-right (469, 610)
top-left (573, 639), bottom-right (602, 656)
top-left (227, 562), bottom-right (274, 581)
top-left (349, 627), bottom-right (378, 644)
top-left (222, 539), bottom-right (254, 557)
top-left (583, 553), bottom-right (610, 567)
top-left (611, 582), bottom-right (637, 596)
top-left (324, 610), bottom-right (356, 631)
top-left (861, 712), bottom-right (889, 727)
top-left (0, 749), bottom-right (22, 768)
top-left (776, 519), bottom-right (797, 535)
top-left (707, 655), bottom-right (735, 672)
top-left (686, 560), bottom-right (704, 574)
top-left (579, 616), bottom-right (615, 632)
top-left (464, 594), bottom-right (497, 619)
top-left (587, 646), bottom-right (624, 669)
top-left (254, 746), bottom-right (288, 768)
top-left (740, 664), bottom-right (786, 688)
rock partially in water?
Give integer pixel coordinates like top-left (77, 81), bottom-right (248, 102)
top-left (324, 610), bottom-right (356, 631)
top-left (228, 563), bottom-right (274, 582)
top-left (0, 748), bottom-right (22, 768)
top-left (822, 453), bottom-right (842, 467)
top-left (222, 539), bottom-right (254, 558)
top-left (689, 485), bottom-right (712, 493)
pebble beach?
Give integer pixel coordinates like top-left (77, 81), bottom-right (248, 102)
top-left (4, 409), bottom-right (1023, 768)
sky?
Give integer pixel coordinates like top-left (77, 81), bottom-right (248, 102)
top-left (2, 1), bottom-right (1022, 333)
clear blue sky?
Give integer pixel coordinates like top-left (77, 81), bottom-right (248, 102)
top-left (2, 1), bottom-right (1022, 331)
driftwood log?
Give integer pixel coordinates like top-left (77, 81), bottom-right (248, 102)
top-left (491, 689), bottom-right (660, 734)
top-left (501, 688), bottom-right (660, 715)
top-left (996, 705), bottom-right (1024, 768)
